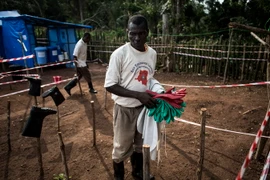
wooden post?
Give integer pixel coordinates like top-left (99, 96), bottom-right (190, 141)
top-left (104, 89), bottom-right (107, 109)
top-left (240, 44), bottom-right (246, 81)
top-left (91, 101), bottom-right (96, 146)
top-left (7, 101), bottom-right (11, 152)
top-left (41, 88), bottom-right (45, 107)
top-left (33, 55), bottom-right (41, 74)
top-left (253, 44), bottom-right (262, 80)
top-left (210, 45), bottom-right (214, 76)
top-left (217, 35), bottom-right (223, 77)
top-left (254, 34), bottom-right (270, 160)
top-left (223, 29), bottom-right (233, 84)
top-left (57, 132), bottom-right (70, 180)
top-left (197, 108), bottom-right (207, 180)
top-left (57, 106), bottom-right (60, 132)
top-left (34, 96), bottom-right (44, 180)
top-left (266, 36), bottom-right (270, 102)
top-left (34, 95), bottom-right (38, 107)
top-left (36, 138), bottom-right (44, 179)
top-left (143, 144), bottom-right (150, 180)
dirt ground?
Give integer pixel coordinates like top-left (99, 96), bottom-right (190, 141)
top-left (0, 63), bottom-right (269, 180)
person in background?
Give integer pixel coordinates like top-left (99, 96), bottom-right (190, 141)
top-left (104, 15), bottom-right (156, 180)
top-left (64, 32), bottom-right (97, 95)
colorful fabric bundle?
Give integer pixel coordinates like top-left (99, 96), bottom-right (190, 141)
top-left (147, 87), bottom-right (187, 124)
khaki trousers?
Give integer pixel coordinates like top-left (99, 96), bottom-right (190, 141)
top-left (112, 104), bottom-right (143, 163)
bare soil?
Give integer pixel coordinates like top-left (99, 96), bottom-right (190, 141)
top-left (0, 63), bottom-right (269, 180)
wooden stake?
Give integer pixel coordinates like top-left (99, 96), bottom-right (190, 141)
top-left (41, 88), bottom-right (45, 107)
top-left (57, 132), bottom-right (70, 179)
top-left (33, 55), bottom-right (41, 74)
top-left (57, 106), bottom-right (60, 132)
top-left (7, 101), bottom-right (11, 152)
top-left (91, 101), bottom-right (96, 146)
top-left (34, 96), bottom-right (38, 107)
top-left (34, 96), bottom-right (44, 180)
top-left (143, 144), bottom-right (150, 180)
top-left (197, 108), bottom-right (207, 180)
top-left (255, 35), bottom-right (270, 160)
top-left (36, 138), bottom-right (44, 180)
top-left (240, 44), bottom-right (246, 81)
top-left (223, 29), bottom-right (233, 84)
top-left (250, 32), bottom-right (269, 48)
top-left (104, 89), bottom-right (107, 109)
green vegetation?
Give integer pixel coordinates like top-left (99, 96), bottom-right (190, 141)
top-left (53, 173), bottom-right (71, 180)
top-left (1, 0), bottom-right (269, 39)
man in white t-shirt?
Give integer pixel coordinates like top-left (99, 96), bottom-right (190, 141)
top-left (104, 15), bottom-right (156, 180)
top-left (64, 33), bottom-right (97, 95)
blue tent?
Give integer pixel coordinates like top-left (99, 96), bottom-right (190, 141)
top-left (0, 11), bottom-right (92, 68)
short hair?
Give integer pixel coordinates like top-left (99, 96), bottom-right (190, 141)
top-left (127, 15), bottom-right (148, 30)
top-left (83, 32), bottom-right (91, 38)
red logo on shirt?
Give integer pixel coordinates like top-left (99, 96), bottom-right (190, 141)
top-left (135, 70), bottom-right (148, 85)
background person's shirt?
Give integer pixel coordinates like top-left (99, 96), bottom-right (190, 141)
top-left (104, 42), bottom-right (157, 107)
top-left (73, 38), bottom-right (87, 67)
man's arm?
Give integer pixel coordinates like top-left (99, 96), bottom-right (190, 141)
top-left (106, 84), bottom-right (156, 108)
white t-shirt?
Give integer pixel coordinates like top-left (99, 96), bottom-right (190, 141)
top-left (73, 38), bottom-right (87, 67)
top-left (104, 42), bottom-right (157, 107)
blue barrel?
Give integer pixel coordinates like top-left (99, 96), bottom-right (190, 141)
top-left (47, 46), bottom-right (58, 63)
top-left (35, 47), bottom-right (47, 65)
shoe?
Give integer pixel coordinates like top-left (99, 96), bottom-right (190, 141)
top-left (22, 106), bottom-right (57, 138)
top-left (132, 172), bottom-right (155, 180)
top-left (25, 76), bottom-right (42, 96)
top-left (113, 161), bottom-right (124, 180)
top-left (42, 86), bottom-right (65, 106)
top-left (64, 79), bottom-right (77, 96)
top-left (89, 89), bottom-right (97, 94)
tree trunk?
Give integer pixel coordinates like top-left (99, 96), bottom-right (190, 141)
top-left (162, 13), bottom-right (169, 44)
top-left (79, 0), bottom-right (84, 23)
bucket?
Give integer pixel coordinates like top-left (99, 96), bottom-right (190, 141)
top-left (53, 76), bottom-right (62, 84)
top-left (58, 54), bottom-right (64, 62)
top-left (35, 47), bottom-right (47, 65)
top-left (47, 46), bottom-right (58, 63)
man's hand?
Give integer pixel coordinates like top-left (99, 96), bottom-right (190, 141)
top-left (106, 85), bottom-right (157, 108)
top-left (137, 92), bottom-right (157, 108)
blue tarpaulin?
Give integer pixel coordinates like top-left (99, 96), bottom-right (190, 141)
top-left (0, 11), bottom-right (92, 68)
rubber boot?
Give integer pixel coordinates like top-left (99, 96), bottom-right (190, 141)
top-left (88, 82), bottom-right (97, 94)
top-left (64, 79), bottom-right (77, 96)
top-left (22, 106), bottom-right (57, 138)
top-left (42, 86), bottom-right (65, 106)
top-left (113, 161), bottom-right (124, 180)
top-left (131, 152), bottom-right (155, 180)
top-left (25, 76), bottom-right (42, 96)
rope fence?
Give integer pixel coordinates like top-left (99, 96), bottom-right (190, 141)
top-left (161, 81), bottom-right (270, 88)
top-left (1, 53), bottom-right (269, 179)
top-left (0, 54), bottom-right (34, 63)
top-left (260, 151), bottom-right (270, 180)
top-left (236, 110), bottom-right (270, 180)
top-left (0, 60), bottom-right (73, 76)
top-left (174, 118), bottom-right (270, 139)
top-left (90, 37), bottom-right (270, 81)
top-left (0, 77), bottom-right (74, 98)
